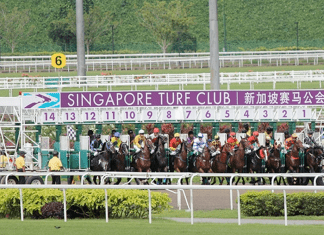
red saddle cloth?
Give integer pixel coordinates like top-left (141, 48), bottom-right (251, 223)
top-left (259, 149), bottom-right (265, 159)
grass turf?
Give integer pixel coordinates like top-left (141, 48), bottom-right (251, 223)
top-left (154, 209), bottom-right (324, 221)
top-left (1, 218), bottom-right (324, 235)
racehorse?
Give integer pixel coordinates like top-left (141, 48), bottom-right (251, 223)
top-left (110, 142), bottom-right (129, 185)
top-left (304, 146), bottom-right (324, 185)
top-left (210, 143), bottom-right (231, 185)
top-left (266, 141), bottom-right (284, 185)
top-left (131, 138), bottom-right (154, 184)
top-left (150, 135), bottom-right (168, 184)
top-left (285, 139), bottom-right (304, 185)
top-left (189, 145), bottom-right (212, 185)
top-left (247, 145), bottom-right (269, 185)
top-left (90, 142), bottom-right (112, 185)
top-left (174, 141), bottom-right (190, 185)
top-left (228, 138), bottom-right (250, 185)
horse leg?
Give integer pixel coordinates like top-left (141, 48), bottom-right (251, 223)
top-left (114, 178), bottom-right (122, 185)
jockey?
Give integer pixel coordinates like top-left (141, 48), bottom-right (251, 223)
top-left (227, 132), bottom-right (239, 150)
top-left (149, 128), bottom-right (161, 151)
top-left (193, 133), bottom-right (206, 155)
top-left (265, 126), bottom-right (273, 139)
top-left (265, 136), bottom-right (273, 148)
top-left (284, 133), bottom-right (298, 153)
top-left (211, 135), bottom-right (222, 155)
top-left (187, 131), bottom-right (195, 146)
top-left (169, 133), bottom-right (182, 155)
top-left (243, 123), bottom-right (251, 137)
top-left (133, 129), bottom-right (146, 154)
top-left (224, 128), bottom-right (231, 140)
top-left (90, 134), bottom-right (103, 156)
top-left (111, 132), bottom-right (122, 151)
top-left (304, 130), bottom-right (318, 148)
top-left (248, 131), bottom-right (261, 149)
top-left (284, 130), bottom-right (290, 141)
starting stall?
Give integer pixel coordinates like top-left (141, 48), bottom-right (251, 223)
top-left (0, 90), bottom-right (324, 184)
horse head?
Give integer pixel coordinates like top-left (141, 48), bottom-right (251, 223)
top-left (222, 143), bottom-right (232, 153)
top-left (294, 139), bottom-right (304, 152)
top-left (145, 138), bottom-right (154, 154)
top-left (159, 135), bottom-right (168, 145)
top-left (119, 142), bottom-right (129, 155)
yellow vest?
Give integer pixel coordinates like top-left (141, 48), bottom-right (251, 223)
top-left (16, 156), bottom-right (25, 169)
top-left (0, 155), bottom-right (8, 168)
top-left (111, 137), bottom-right (122, 147)
top-left (48, 156), bottom-right (63, 171)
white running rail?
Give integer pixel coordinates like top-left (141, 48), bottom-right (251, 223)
top-left (1, 70), bottom-right (324, 96)
top-left (1, 172), bottom-right (324, 226)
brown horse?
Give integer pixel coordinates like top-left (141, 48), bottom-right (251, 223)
top-left (304, 146), bottom-right (324, 185)
top-left (189, 145), bottom-right (212, 185)
top-left (210, 143), bottom-right (232, 185)
top-left (110, 142), bottom-right (129, 185)
top-left (131, 139), bottom-right (154, 184)
top-left (174, 141), bottom-right (190, 185)
top-left (247, 146), bottom-right (269, 185)
top-left (229, 138), bottom-right (250, 185)
top-left (285, 139), bottom-right (304, 185)
top-left (266, 142), bottom-right (284, 185)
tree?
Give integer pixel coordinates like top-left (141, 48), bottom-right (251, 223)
top-left (0, 4), bottom-right (34, 53)
top-left (138, 0), bottom-right (195, 53)
top-left (66, 6), bottom-right (112, 54)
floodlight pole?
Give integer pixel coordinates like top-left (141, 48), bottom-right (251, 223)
top-left (209, 0), bottom-right (220, 90)
top-left (76, 0), bottom-right (86, 76)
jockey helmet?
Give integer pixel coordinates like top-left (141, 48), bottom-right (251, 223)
top-left (96, 134), bottom-right (101, 139)
top-left (114, 132), bottom-right (120, 138)
top-left (308, 130), bottom-right (314, 135)
top-left (198, 133), bottom-right (204, 138)
top-left (139, 129), bottom-right (145, 134)
top-left (266, 136), bottom-right (271, 141)
top-left (88, 130), bottom-right (93, 135)
top-left (253, 131), bottom-right (259, 137)
top-left (266, 126), bottom-right (273, 132)
top-left (291, 133), bottom-right (298, 138)
top-left (230, 132), bottom-right (236, 137)
top-left (174, 133), bottom-right (180, 138)
top-left (154, 128), bottom-right (159, 133)
top-left (128, 129), bottom-right (133, 134)
top-left (243, 123), bottom-right (249, 129)
top-left (214, 135), bottom-right (219, 140)
top-left (224, 128), bottom-right (230, 134)
top-left (188, 130), bottom-right (194, 135)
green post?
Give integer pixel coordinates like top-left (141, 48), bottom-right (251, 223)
top-left (135, 123), bottom-right (142, 134)
top-left (193, 122), bottom-right (200, 136)
top-left (54, 125), bottom-right (62, 151)
top-left (232, 122), bottom-right (239, 132)
top-left (270, 122), bottom-right (277, 134)
top-left (115, 124), bottom-right (122, 133)
top-left (173, 123), bottom-right (181, 133)
top-left (252, 122), bottom-right (259, 132)
top-left (35, 125), bottom-right (41, 144)
top-left (75, 124), bottom-right (82, 142)
top-left (212, 122), bottom-right (220, 137)
top-left (289, 122), bottom-right (296, 134)
top-left (95, 124), bottom-right (102, 134)
top-left (311, 121), bottom-right (315, 130)
top-left (154, 123), bottom-right (162, 130)
top-left (15, 123), bottom-right (20, 151)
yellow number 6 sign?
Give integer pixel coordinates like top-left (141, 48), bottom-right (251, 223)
top-left (51, 53), bottom-right (66, 69)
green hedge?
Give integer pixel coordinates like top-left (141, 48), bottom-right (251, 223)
top-left (0, 189), bottom-right (171, 219)
top-left (240, 191), bottom-right (324, 216)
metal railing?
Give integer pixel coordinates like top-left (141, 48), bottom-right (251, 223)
top-left (1, 51), bottom-right (324, 73)
top-left (1, 70), bottom-right (324, 95)
top-left (1, 172), bottom-right (324, 226)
